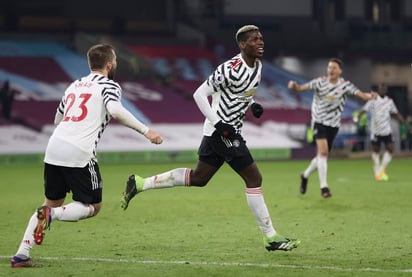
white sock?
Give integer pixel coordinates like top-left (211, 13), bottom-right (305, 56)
top-left (53, 201), bottom-right (95, 221)
top-left (317, 156), bottom-right (328, 189)
top-left (143, 168), bottom-right (190, 190)
top-left (303, 157), bottom-right (318, 178)
top-left (380, 151), bottom-right (392, 172)
top-left (246, 187), bottom-right (276, 238)
top-left (15, 211), bottom-right (38, 257)
top-left (371, 152), bottom-right (381, 176)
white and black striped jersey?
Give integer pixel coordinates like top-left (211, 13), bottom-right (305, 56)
top-left (45, 73), bottom-right (120, 167)
top-left (361, 95), bottom-right (398, 136)
top-left (202, 53), bottom-right (261, 135)
top-left (308, 76), bottom-right (359, 128)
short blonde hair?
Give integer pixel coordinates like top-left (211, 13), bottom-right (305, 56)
top-left (235, 25), bottom-right (259, 42)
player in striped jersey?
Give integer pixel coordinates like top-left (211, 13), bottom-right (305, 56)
top-left (121, 25), bottom-right (300, 252)
top-left (356, 83), bottom-right (404, 181)
top-left (11, 44), bottom-right (163, 268)
top-left (288, 58), bottom-right (377, 198)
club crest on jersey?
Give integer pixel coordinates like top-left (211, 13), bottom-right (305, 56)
top-left (233, 139), bottom-right (240, 147)
top-left (244, 88), bottom-right (256, 97)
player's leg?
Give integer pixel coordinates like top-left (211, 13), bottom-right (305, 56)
top-left (121, 136), bottom-right (222, 210)
top-left (138, 161), bottom-right (218, 190)
top-left (370, 137), bottom-right (381, 180)
top-left (234, 162), bottom-right (299, 251)
top-left (11, 197), bottom-right (65, 268)
top-left (316, 138), bottom-right (331, 197)
top-left (300, 156), bottom-right (317, 194)
top-left (49, 161), bottom-right (101, 222)
top-left (379, 135), bottom-right (394, 180)
top-left (12, 163), bottom-right (68, 267)
top-left (227, 141), bottom-right (299, 251)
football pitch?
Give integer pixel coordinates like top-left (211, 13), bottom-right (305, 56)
top-left (1, 158), bottom-right (411, 276)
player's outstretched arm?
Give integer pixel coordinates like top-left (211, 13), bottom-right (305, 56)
top-left (356, 91), bottom-right (378, 101)
top-left (288, 80), bottom-right (310, 92)
top-left (144, 129), bottom-right (163, 144)
top-left (106, 100), bottom-right (163, 144)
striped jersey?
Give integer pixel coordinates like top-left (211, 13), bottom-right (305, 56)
top-left (203, 53), bottom-right (261, 135)
top-left (44, 73), bottom-right (120, 167)
top-left (308, 76), bottom-right (360, 128)
top-left (361, 95), bottom-right (398, 136)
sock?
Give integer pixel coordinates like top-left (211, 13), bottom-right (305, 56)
top-left (143, 168), bottom-right (191, 190)
top-left (303, 157), bottom-right (318, 178)
top-left (15, 211), bottom-right (38, 257)
top-left (317, 156), bottom-right (328, 189)
top-left (53, 201), bottom-right (95, 221)
top-left (371, 152), bottom-right (381, 176)
top-left (246, 187), bottom-right (276, 238)
top-left (380, 151), bottom-right (392, 172)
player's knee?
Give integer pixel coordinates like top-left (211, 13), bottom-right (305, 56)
top-left (189, 175), bottom-right (210, 187)
top-left (90, 203), bottom-right (102, 217)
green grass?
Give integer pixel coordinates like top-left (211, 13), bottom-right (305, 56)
top-left (1, 158), bottom-right (411, 276)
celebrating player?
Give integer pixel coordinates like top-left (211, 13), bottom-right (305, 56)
top-left (288, 58), bottom-right (377, 198)
top-left (355, 83), bottom-right (404, 181)
top-left (121, 25), bottom-right (300, 252)
top-left (11, 44), bottom-right (163, 268)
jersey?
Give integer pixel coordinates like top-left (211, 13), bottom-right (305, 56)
top-left (308, 77), bottom-right (359, 128)
top-left (203, 53), bottom-right (261, 136)
top-left (44, 73), bottom-right (121, 167)
top-left (362, 95), bottom-right (398, 136)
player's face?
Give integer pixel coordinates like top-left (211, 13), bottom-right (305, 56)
top-left (378, 84), bottom-right (387, 96)
top-left (242, 31), bottom-right (264, 59)
top-left (327, 61), bottom-right (342, 81)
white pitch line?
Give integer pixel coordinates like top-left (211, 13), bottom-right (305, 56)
top-left (2, 256), bottom-right (412, 273)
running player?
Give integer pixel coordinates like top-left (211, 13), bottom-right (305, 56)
top-left (288, 58), bottom-right (377, 198)
top-left (11, 44), bottom-right (163, 268)
top-left (121, 25), bottom-right (300, 252)
top-left (356, 83), bottom-right (404, 181)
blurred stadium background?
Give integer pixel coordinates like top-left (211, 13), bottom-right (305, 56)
top-left (1, 0), bottom-right (412, 163)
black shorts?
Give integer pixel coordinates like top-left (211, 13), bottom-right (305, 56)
top-left (44, 161), bottom-right (103, 204)
top-left (313, 122), bottom-right (339, 151)
top-left (371, 134), bottom-right (393, 148)
top-left (198, 132), bottom-right (254, 172)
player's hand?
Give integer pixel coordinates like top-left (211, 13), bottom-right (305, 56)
top-left (145, 129), bottom-right (163, 144)
top-left (288, 80), bottom-right (297, 90)
top-left (370, 91), bottom-right (378, 100)
top-left (251, 103), bottom-right (264, 118)
top-left (214, 121), bottom-right (235, 137)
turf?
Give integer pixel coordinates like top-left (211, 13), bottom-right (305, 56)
top-left (1, 158), bottom-right (411, 276)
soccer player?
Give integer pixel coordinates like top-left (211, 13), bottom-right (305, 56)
top-left (288, 58), bottom-right (377, 198)
top-left (355, 83), bottom-right (404, 181)
top-left (11, 44), bottom-right (163, 268)
top-left (121, 25), bottom-right (300, 252)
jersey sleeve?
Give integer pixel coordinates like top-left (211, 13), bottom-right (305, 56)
top-left (102, 80), bottom-right (122, 107)
top-left (206, 62), bottom-right (230, 93)
top-left (308, 77), bottom-right (321, 90)
top-left (389, 99), bottom-right (399, 114)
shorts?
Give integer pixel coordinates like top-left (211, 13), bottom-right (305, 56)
top-left (198, 132), bottom-right (254, 172)
top-left (371, 134), bottom-right (393, 148)
top-left (313, 122), bottom-right (339, 151)
top-left (44, 160), bottom-right (103, 204)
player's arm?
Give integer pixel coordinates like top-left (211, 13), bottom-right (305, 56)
top-left (193, 81), bottom-right (235, 136)
top-left (54, 96), bottom-right (65, 125)
top-left (355, 90), bottom-right (378, 101)
top-left (287, 80), bottom-right (310, 92)
top-left (106, 100), bottom-right (163, 144)
top-left (193, 81), bottom-right (220, 125)
top-left (394, 112), bottom-right (405, 123)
